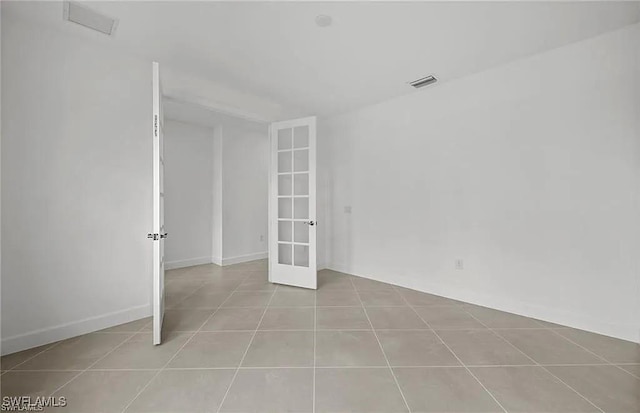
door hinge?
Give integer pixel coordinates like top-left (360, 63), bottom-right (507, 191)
top-left (147, 233), bottom-right (159, 241)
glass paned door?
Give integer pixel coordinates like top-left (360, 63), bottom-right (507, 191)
top-left (269, 117), bottom-right (317, 289)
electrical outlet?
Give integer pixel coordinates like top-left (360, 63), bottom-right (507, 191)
top-left (455, 259), bottom-right (464, 270)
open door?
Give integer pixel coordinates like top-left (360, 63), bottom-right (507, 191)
top-left (269, 116), bottom-right (317, 289)
top-left (150, 62), bottom-right (166, 345)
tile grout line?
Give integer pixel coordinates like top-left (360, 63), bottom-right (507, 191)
top-left (11, 361), bottom-right (633, 372)
top-left (460, 308), bottom-right (606, 413)
top-left (3, 340), bottom-right (66, 373)
top-left (392, 286), bottom-right (510, 413)
top-left (215, 283), bottom-right (280, 413)
top-left (120, 271), bottom-right (255, 413)
top-left (545, 327), bottom-right (640, 379)
top-left (44, 318), bottom-right (153, 400)
top-left (351, 278), bottom-right (412, 413)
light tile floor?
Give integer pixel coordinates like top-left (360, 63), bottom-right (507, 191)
top-left (2, 260), bottom-right (639, 412)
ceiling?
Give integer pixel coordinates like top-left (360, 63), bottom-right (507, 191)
top-left (5, 1), bottom-right (640, 120)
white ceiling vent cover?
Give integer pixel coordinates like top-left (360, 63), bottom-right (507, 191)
top-left (63, 2), bottom-right (118, 36)
top-left (409, 75), bottom-right (437, 89)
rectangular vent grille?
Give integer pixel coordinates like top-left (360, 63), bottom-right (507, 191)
top-left (64, 1), bottom-right (118, 36)
top-left (409, 75), bottom-right (437, 89)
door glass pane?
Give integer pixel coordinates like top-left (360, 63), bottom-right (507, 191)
top-left (293, 149), bottom-right (309, 172)
top-left (279, 221), bottom-right (292, 242)
top-left (294, 245), bottom-right (309, 267)
top-left (278, 151), bottom-right (292, 173)
top-left (279, 243), bottom-right (292, 265)
top-left (279, 175), bottom-right (292, 196)
top-left (294, 126), bottom-right (309, 148)
top-left (294, 221), bottom-right (309, 243)
top-left (279, 198), bottom-right (292, 219)
top-left (278, 128), bottom-right (292, 150)
top-left (294, 173), bottom-right (309, 196)
top-left (294, 198), bottom-right (308, 219)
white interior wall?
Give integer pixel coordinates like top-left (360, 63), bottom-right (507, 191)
top-left (221, 123), bottom-right (269, 265)
top-left (162, 114), bottom-right (269, 269)
top-left (1, 18), bottom-right (152, 354)
top-left (212, 125), bottom-right (224, 265)
top-left (322, 23), bottom-right (640, 343)
top-left (164, 120), bottom-right (214, 269)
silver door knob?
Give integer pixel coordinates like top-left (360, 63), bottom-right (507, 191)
top-left (160, 233), bottom-right (168, 239)
top-left (305, 221), bottom-right (316, 226)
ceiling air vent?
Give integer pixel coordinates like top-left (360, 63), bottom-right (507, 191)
top-left (409, 75), bottom-right (437, 89)
top-left (63, 1), bottom-right (118, 36)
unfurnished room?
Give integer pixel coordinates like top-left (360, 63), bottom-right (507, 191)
top-left (0, 1), bottom-right (639, 412)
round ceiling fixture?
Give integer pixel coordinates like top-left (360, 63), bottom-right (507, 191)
top-left (315, 15), bottom-right (333, 28)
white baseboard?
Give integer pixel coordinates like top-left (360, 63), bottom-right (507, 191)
top-left (1, 304), bottom-right (151, 356)
top-left (165, 256), bottom-right (213, 270)
top-left (327, 263), bottom-right (640, 344)
top-left (222, 252), bottom-right (268, 266)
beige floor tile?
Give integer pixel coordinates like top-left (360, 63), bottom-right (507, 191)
top-left (225, 259), bottom-right (268, 272)
top-left (365, 307), bottom-right (428, 329)
top-left (163, 309), bottom-right (215, 332)
top-left (168, 332), bottom-right (253, 368)
top-left (98, 317), bottom-right (151, 333)
top-left (471, 366), bottom-right (600, 412)
top-left (316, 331), bottom-right (387, 367)
top-left (164, 293), bottom-right (191, 308)
top-left (0, 371), bottom-right (78, 398)
top-left (92, 333), bottom-right (191, 369)
top-left (316, 290), bottom-right (361, 306)
top-left (1, 343), bottom-right (58, 371)
top-left (201, 308), bottom-right (265, 331)
top-left (414, 306), bottom-right (486, 329)
top-left (219, 368), bottom-right (313, 413)
top-left (358, 290), bottom-right (407, 306)
top-left (396, 288), bottom-right (460, 306)
top-left (394, 367), bottom-right (503, 412)
top-left (315, 368), bottom-right (408, 412)
top-left (437, 329), bottom-right (532, 366)
top-left (125, 369), bottom-right (235, 413)
top-left (51, 370), bottom-right (156, 413)
top-left (351, 277), bottom-right (395, 292)
top-left (546, 365), bottom-right (640, 413)
top-left (199, 279), bottom-right (244, 292)
top-left (259, 307), bottom-right (314, 330)
top-left (317, 270), bottom-right (356, 290)
top-left (316, 307), bottom-right (371, 330)
top-left (222, 291), bottom-right (273, 307)
top-left (174, 291), bottom-right (231, 309)
top-left (618, 364), bottom-right (640, 378)
top-left (242, 331), bottom-right (314, 367)
top-left (464, 305), bottom-right (545, 328)
top-left (16, 333), bottom-right (132, 371)
top-left (496, 329), bottom-right (606, 365)
top-left (555, 328), bottom-right (640, 363)
top-left (269, 289), bottom-right (316, 307)
top-left (236, 278), bottom-right (277, 291)
top-left (165, 279), bottom-right (206, 295)
top-left (377, 330), bottom-right (460, 367)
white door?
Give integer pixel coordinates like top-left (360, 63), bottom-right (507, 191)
top-left (150, 62), bottom-right (166, 345)
top-left (269, 117), bottom-right (317, 289)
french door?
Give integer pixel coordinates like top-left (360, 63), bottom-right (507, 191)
top-left (151, 62), bottom-right (166, 345)
top-left (269, 117), bottom-right (317, 289)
